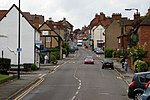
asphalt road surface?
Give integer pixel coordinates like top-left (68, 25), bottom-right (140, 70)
top-left (21, 47), bottom-right (129, 100)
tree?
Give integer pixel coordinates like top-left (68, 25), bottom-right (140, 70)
top-left (130, 43), bottom-right (147, 62)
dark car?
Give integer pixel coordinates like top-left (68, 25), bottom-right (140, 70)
top-left (69, 46), bottom-right (75, 53)
top-left (128, 72), bottom-right (150, 100)
top-left (102, 59), bottom-right (114, 69)
top-left (74, 45), bottom-right (78, 50)
top-left (84, 56), bottom-right (94, 64)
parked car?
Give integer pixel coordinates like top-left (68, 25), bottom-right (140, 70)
top-left (74, 45), bottom-right (78, 50)
top-left (96, 49), bottom-right (104, 54)
top-left (69, 46), bottom-right (75, 53)
top-left (101, 59), bottom-right (114, 69)
top-left (141, 80), bottom-right (150, 100)
top-left (95, 48), bottom-right (104, 54)
top-left (128, 72), bottom-right (150, 100)
top-left (84, 56), bottom-right (94, 64)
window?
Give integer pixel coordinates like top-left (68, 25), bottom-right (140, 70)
top-left (46, 37), bottom-right (51, 42)
top-left (42, 31), bottom-right (48, 35)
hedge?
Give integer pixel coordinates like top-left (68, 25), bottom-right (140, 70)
top-left (0, 58), bottom-right (11, 71)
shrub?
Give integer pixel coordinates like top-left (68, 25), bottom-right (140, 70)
top-left (134, 60), bottom-right (148, 72)
top-left (0, 58), bottom-right (11, 74)
top-left (62, 42), bottom-right (70, 57)
top-left (62, 48), bottom-right (67, 55)
top-left (50, 54), bottom-right (58, 64)
top-left (51, 54), bottom-right (57, 62)
top-left (51, 51), bottom-right (60, 60)
top-left (112, 51), bottom-right (117, 58)
top-left (31, 64), bottom-right (37, 71)
top-left (105, 48), bottom-right (113, 58)
top-left (51, 47), bottom-right (60, 60)
top-left (39, 53), bottom-right (45, 64)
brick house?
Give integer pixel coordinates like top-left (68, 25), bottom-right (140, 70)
top-left (105, 13), bottom-right (133, 51)
top-left (138, 8), bottom-right (150, 62)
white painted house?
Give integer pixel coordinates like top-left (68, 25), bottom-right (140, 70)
top-left (0, 4), bottom-right (40, 67)
top-left (91, 25), bottom-right (105, 49)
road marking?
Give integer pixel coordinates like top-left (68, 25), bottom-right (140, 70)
top-left (71, 66), bottom-right (82, 100)
top-left (117, 76), bottom-right (123, 80)
top-left (99, 92), bottom-right (110, 95)
top-left (14, 74), bottom-right (46, 100)
top-left (71, 96), bottom-right (76, 100)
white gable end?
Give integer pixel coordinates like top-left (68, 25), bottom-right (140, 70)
top-left (0, 5), bottom-right (38, 65)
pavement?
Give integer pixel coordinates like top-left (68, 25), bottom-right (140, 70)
top-left (0, 53), bottom-right (134, 100)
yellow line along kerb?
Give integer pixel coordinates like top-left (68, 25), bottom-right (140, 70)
top-left (14, 74), bottom-right (46, 100)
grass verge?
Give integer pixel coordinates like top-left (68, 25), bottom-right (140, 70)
top-left (0, 74), bottom-right (17, 84)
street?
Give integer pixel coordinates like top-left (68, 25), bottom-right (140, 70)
top-left (21, 47), bottom-right (129, 100)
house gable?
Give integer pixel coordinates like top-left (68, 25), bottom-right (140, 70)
top-left (0, 4), bottom-right (41, 64)
top-left (0, 4), bottom-right (38, 30)
top-left (105, 20), bottom-right (120, 50)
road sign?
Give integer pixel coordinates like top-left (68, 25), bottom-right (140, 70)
top-left (17, 48), bottom-right (22, 52)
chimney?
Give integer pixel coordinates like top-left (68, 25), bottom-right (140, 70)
top-left (112, 13), bottom-right (122, 20)
top-left (49, 17), bottom-right (53, 21)
top-left (95, 13), bottom-right (98, 18)
top-left (100, 12), bottom-right (105, 21)
top-left (134, 13), bottom-right (140, 21)
top-left (63, 17), bottom-right (66, 21)
top-left (147, 8), bottom-right (150, 16)
top-left (34, 14), bottom-right (39, 29)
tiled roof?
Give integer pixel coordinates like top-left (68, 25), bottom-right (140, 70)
top-left (0, 5), bottom-right (44, 26)
top-left (140, 16), bottom-right (150, 26)
top-left (0, 10), bottom-right (7, 20)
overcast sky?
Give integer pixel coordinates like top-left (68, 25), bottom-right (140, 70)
top-left (0, 0), bottom-right (150, 29)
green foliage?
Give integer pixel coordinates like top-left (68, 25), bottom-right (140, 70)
top-left (50, 54), bottom-right (57, 62)
top-left (130, 43), bottom-right (148, 62)
top-left (39, 53), bottom-right (46, 64)
top-left (51, 47), bottom-right (60, 60)
top-left (31, 64), bottom-right (37, 71)
top-left (105, 48), bottom-right (113, 58)
top-left (146, 62), bottom-right (150, 67)
top-left (62, 42), bottom-right (70, 56)
top-left (50, 54), bottom-right (58, 64)
top-left (62, 42), bottom-right (69, 56)
top-left (112, 50), bottom-right (122, 58)
top-left (0, 58), bottom-right (11, 73)
top-left (62, 48), bottom-right (67, 55)
top-left (134, 60), bottom-right (148, 72)
top-left (51, 51), bottom-right (60, 60)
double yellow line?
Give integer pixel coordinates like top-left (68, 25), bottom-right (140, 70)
top-left (14, 76), bottom-right (45, 100)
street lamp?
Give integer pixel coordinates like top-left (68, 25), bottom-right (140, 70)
top-left (125, 8), bottom-right (139, 47)
top-left (17, 0), bottom-right (21, 79)
top-left (125, 8), bottom-right (139, 27)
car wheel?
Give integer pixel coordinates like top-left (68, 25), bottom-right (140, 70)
top-left (102, 67), bottom-right (104, 69)
top-left (111, 67), bottom-right (114, 70)
top-left (134, 92), bottom-right (142, 100)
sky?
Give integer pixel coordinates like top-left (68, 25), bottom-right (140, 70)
top-left (0, 0), bottom-right (150, 29)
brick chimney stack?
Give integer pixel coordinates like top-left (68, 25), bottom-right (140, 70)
top-left (134, 13), bottom-right (140, 22)
top-left (112, 13), bottom-right (122, 20)
top-left (100, 12), bottom-right (105, 21)
top-left (147, 8), bottom-right (150, 16)
top-left (34, 14), bottom-right (39, 29)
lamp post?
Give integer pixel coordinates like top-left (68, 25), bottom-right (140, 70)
top-left (125, 8), bottom-right (139, 47)
top-left (125, 8), bottom-right (139, 27)
top-left (17, 0), bottom-right (21, 79)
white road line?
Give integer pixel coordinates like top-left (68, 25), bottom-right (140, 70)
top-left (71, 66), bottom-right (82, 100)
top-left (71, 96), bottom-right (76, 100)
